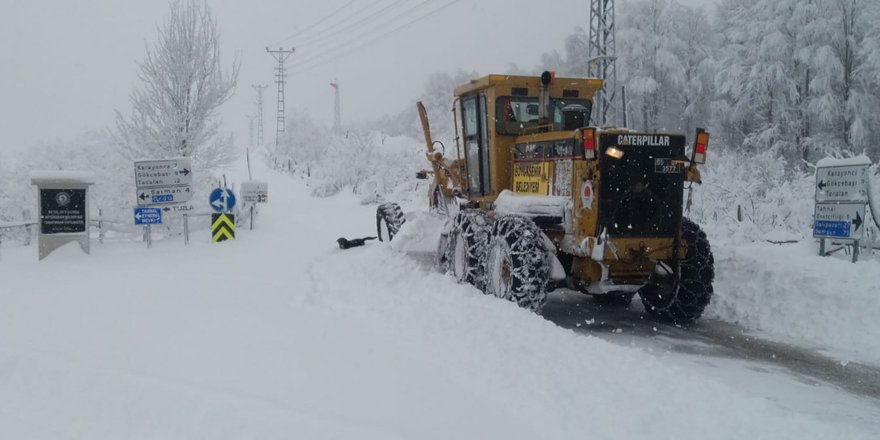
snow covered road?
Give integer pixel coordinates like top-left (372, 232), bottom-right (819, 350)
top-left (1, 160), bottom-right (878, 438)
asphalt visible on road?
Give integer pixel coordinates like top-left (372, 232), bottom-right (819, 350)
top-left (540, 289), bottom-right (880, 401)
top-left (409, 250), bottom-right (880, 401)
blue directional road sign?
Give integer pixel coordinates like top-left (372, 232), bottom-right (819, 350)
top-left (813, 220), bottom-right (851, 238)
top-left (134, 207), bottom-right (163, 225)
top-left (813, 202), bottom-right (866, 240)
top-left (209, 187), bottom-right (236, 213)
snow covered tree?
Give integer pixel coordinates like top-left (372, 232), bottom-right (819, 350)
top-left (562, 27), bottom-right (590, 78)
top-left (617, 0), bottom-right (686, 132)
top-left (669, 3), bottom-right (715, 137)
top-left (859, 0), bottom-right (880, 160)
top-left (115, 0), bottom-right (239, 169)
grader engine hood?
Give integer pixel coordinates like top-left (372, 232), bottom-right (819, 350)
top-left (598, 133), bottom-right (687, 238)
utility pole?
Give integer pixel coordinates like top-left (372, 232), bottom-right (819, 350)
top-left (251, 84), bottom-right (268, 146)
top-left (265, 47), bottom-right (295, 147)
top-left (588, 0), bottom-right (618, 127)
top-left (330, 79), bottom-right (341, 131)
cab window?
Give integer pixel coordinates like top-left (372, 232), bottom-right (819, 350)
top-left (461, 95), bottom-right (490, 196)
top-left (496, 97), bottom-right (593, 135)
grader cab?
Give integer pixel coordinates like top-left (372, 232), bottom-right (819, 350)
top-left (395, 71), bottom-right (714, 323)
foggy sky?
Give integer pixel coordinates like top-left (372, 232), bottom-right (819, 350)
top-left (0, 0), bottom-right (716, 154)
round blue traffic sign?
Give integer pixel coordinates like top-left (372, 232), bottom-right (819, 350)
top-left (209, 187), bottom-right (236, 212)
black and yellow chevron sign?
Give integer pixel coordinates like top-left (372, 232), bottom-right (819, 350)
top-left (211, 213), bottom-right (235, 242)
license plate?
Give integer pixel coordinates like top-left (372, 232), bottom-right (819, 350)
top-left (654, 158), bottom-right (683, 174)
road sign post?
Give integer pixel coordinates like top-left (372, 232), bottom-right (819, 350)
top-left (211, 213), bottom-right (235, 242)
top-left (134, 207), bottom-right (163, 249)
top-left (134, 207), bottom-right (163, 225)
top-left (813, 157), bottom-right (872, 262)
top-left (240, 181), bottom-right (267, 231)
top-left (209, 187), bottom-right (236, 213)
top-left (240, 180), bottom-right (268, 203)
top-left (209, 188), bottom-right (236, 243)
top-left (134, 158), bottom-right (193, 246)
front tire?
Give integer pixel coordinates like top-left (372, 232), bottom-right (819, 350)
top-left (376, 203), bottom-right (405, 242)
top-left (639, 218), bottom-right (714, 324)
top-left (485, 216), bottom-right (550, 311)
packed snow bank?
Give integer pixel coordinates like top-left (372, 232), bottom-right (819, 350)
top-left (1, 160), bottom-right (877, 438)
top-left (706, 239), bottom-right (880, 365)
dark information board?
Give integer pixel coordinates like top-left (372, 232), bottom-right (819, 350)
top-left (40, 189), bottom-right (87, 234)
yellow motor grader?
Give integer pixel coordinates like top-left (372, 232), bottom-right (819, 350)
top-left (378, 71), bottom-right (714, 323)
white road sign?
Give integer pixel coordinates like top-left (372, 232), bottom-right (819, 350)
top-left (134, 158), bottom-right (193, 206)
top-left (136, 185), bottom-right (193, 206)
top-left (813, 202), bottom-right (866, 239)
top-left (134, 158), bottom-right (193, 188)
top-left (815, 164), bottom-right (869, 203)
top-left (240, 180), bottom-right (268, 203)
top-left (160, 203), bottom-right (195, 215)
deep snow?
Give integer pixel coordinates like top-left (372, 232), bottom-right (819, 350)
top-left (1, 157), bottom-right (879, 438)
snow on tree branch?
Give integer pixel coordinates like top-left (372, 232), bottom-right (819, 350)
top-left (115, 0), bottom-right (239, 169)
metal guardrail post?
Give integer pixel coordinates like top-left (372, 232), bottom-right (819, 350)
top-left (183, 214), bottom-right (190, 245)
top-left (22, 210), bottom-right (32, 246)
top-left (98, 209), bottom-right (105, 244)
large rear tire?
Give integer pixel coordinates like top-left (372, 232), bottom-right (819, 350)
top-left (376, 202), bottom-right (405, 242)
top-left (485, 216), bottom-right (550, 311)
top-left (639, 218), bottom-right (714, 324)
top-left (441, 209), bottom-right (492, 288)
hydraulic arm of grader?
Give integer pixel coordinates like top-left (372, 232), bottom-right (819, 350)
top-left (416, 101), bottom-right (465, 201)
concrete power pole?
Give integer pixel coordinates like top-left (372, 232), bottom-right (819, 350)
top-left (265, 47), bottom-right (295, 147)
top-left (251, 84), bottom-right (268, 146)
top-left (588, 0), bottom-right (618, 127)
top-left (330, 79), bottom-right (341, 131)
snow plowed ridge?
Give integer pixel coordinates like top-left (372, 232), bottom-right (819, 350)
top-left (0, 160), bottom-right (878, 438)
top-left (707, 240), bottom-right (880, 365)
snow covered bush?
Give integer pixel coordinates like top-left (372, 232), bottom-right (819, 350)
top-left (274, 111), bottom-right (423, 204)
top-left (689, 149), bottom-right (819, 239)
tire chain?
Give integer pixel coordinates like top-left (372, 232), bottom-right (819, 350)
top-left (488, 216), bottom-right (550, 311)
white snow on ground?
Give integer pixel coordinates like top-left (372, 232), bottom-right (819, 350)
top-left (1, 158), bottom-right (879, 438)
top-left (706, 238), bottom-right (880, 365)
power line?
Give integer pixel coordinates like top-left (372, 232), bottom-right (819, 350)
top-left (290, 0), bottom-right (461, 75)
top-left (267, 0), bottom-right (356, 47)
top-left (296, 0), bottom-right (411, 49)
top-left (291, 0), bottom-right (450, 72)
